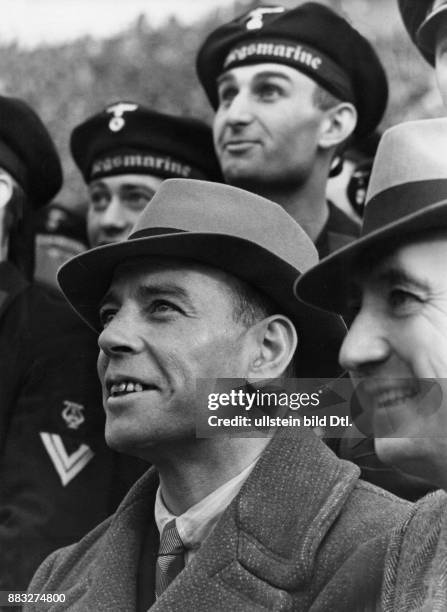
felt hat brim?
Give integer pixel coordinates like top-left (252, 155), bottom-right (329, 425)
top-left (295, 197), bottom-right (447, 315)
top-left (59, 230), bottom-right (346, 378)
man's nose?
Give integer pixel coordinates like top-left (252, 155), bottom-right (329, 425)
top-left (99, 196), bottom-right (128, 231)
top-left (339, 308), bottom-right (390, 375)
top-left (98, 310), bottom-right (144, 357)
top-left (224, 90), bottom-right (254, 126)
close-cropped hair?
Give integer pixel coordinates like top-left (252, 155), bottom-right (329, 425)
top-left (230, 276), bottom-right (297, 378)
top-left (230, 275), bottom-right (279, 329)
top-left (312, 84), bottom-right (342, 111)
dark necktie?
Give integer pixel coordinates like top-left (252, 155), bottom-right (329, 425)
top-left (155, 519), bottom-right (185, 598)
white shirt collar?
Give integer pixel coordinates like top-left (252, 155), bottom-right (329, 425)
top-left (154, 457), bottom-right (259, 560)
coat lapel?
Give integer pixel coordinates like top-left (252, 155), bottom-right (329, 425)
top-left (76, 469), bottom-right (159, 612)
top-left (152, 428), bottom-right (360, 611)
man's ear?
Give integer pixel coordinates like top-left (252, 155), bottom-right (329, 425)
top-left (318, 102), bottom-right (357, 151)
top-left (0, 173), bottom-right (14, 210)
top-left (0, 173), bottom-right (14, 261)
top-left (246, 314), bottom-right (297, 382)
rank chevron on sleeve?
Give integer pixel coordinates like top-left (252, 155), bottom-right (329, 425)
top-left (40, 432), bottom-right (95, 486)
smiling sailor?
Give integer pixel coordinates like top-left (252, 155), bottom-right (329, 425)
top-left (196, 2), bottom-right (388, 257)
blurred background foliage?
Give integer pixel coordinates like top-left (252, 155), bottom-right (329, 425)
top-left (0, 0), bottom-right (442, 209)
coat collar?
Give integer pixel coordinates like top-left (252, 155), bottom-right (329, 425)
top-left (154, 427), bottom-right (360, 610)
top-left (71, 470), bottom-right (159, 611)
top-left (71, 427), bottom-right (360, 610)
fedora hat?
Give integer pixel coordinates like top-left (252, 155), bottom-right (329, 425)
top-left (58, 178), bottom-right (345, 377)
top-left (295, 118), bottom-right (447, 313)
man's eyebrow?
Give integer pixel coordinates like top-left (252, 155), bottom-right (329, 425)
top-left (89, 180), bottom-right (107, 189)
top-left (136, 283), bottom-right (193, 305)
top-left (252, 70), bottom-right (292, 81)
top-left (119, 184), bottom-right (157, 192)
top-left (217, 69), bottom-right (292, 88)
top-left (217, 72), bottom-right (235, 87)
top-left (374, 267), bottom-right (431, 292)
top-left (99, 281), bottom-right (195, 311)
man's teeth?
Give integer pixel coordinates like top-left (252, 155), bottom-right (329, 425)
top-left (376, 389), bottom-right (417, 408)
top-left (110, 382), bottom-right (145, 397)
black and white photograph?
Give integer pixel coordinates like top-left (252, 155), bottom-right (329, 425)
top-left (1, 1), bottom-right (447, 610)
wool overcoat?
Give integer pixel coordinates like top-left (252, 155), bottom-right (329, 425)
top-left (26, 427), bottom-right (410, 611)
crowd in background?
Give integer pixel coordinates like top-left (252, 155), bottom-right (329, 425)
top-left (3, 1), bottom-right (447, 610)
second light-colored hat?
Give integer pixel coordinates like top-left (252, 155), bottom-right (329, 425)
top-left (296, 117), bottom-right (447, 313)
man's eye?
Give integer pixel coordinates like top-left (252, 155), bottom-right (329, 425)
top-left (389, 289), bottom-right (421, 311)
top-left (89, 191), bottom-right (110, 211)
top-left (217, 85), bottom-right (238, 106)
top-left (122, 190), bottom-right (154, 210)
top-left (257, 83), bottom-right (282, 100)
top-left (149, 300), bottom-right (181, 315)
top-left (99, 308), bottom-right (116, 327)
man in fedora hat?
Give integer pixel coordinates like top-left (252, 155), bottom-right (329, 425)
top-left (71, 101), bottom-right (221, 248)
top-left (38, 103), bottom-right (224, 540)
top-left (398, 0), bottom-right (447, 106)
top-left (296, 118), bottom-right (447, 607)
top-left (26, 179), bottom-right (409, 611)
top-left (196, 3), bottom-right (388, 257)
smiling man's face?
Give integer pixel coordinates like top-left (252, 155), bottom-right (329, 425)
top-left (96, 256), bottom-right (253, 459)
top-left (87, 174), bottom-right (163, 247)
top-left (339, 234), bottom-right (447, 481)
top-left (213, 63), bottom-right (326, 190)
